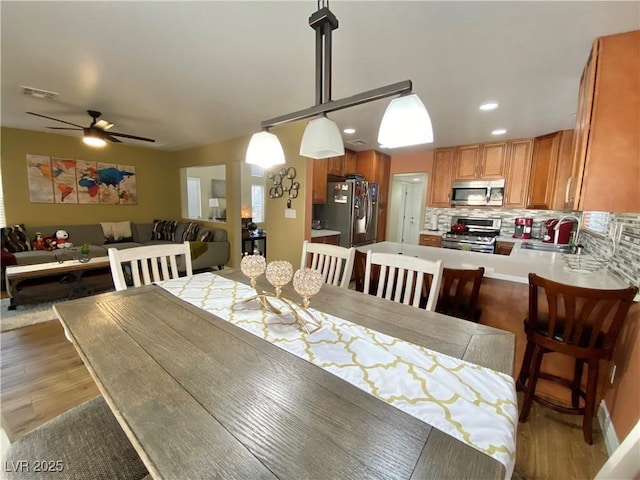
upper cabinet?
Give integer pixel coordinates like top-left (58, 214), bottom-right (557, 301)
top-left (327, 149), bottom-right (357, 177)
top-left (428, 148), bottom-right (455, 207)
top-left (503, 139), bottom-right (534, 208)
top-left (312, 158), bottom-right (328, 204)
top-left (453, 142), bottom-right (507, 180)
top-left (567, 30), bottom-right (640, 212)
top-left (527, 132), bottom-right (561, 209)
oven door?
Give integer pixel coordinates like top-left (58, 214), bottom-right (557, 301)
top-left (441, 240), bottom-right (496, 254)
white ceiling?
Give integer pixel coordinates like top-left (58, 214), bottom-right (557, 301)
top-left (2, 1), bottom-right (639, 153)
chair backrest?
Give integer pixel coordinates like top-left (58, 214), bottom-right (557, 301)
top-left (528, 273), bottom-right (638, 358)
top-left (300, 240), bottom-right (355, 289)
top-left (436, 267), bottom-right (485, 321)
top-left (363, 251), bottom-right (444, 311)
top-left (108, 242), bottom-right (193, 291)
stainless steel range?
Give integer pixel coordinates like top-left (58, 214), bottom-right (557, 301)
top-left (442, 216), bottom-right (502, 254)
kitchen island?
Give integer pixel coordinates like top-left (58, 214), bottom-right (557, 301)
top-left (356, 241), bottom-right (638, 404)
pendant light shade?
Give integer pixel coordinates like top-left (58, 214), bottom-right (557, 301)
top-left (245, 130), bottom-right (286, 167)
top-left (377, 93), bottom-right (434, 148)
top-left (299, 115), bottom-right (345, 159)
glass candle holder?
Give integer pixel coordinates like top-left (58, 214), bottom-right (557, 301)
top-left (240, 254), bottom-right (266, 288)
top-left (265, 261), bottom-right (293, 297)
top-left (293, 268), bottom-right (323, 308)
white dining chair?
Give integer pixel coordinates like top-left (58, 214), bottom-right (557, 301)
top-left (108, 242), bottom-right (193, 291)
top-left (300, 240), bottom-right (355, 289)
top-left (363, 251), bottom-right (444, 311)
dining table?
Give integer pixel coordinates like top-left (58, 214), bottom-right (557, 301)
top-left (53, 269), bottom-right (516, 480)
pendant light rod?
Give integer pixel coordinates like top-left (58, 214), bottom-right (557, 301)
top-left (261, 79), bottom-right (413, 129)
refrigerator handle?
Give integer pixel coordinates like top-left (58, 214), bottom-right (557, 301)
top-left (365, 187), bottom-right (373, 234)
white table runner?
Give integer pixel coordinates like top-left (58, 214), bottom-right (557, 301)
top-left (158, 272), bottom-right (517, 478)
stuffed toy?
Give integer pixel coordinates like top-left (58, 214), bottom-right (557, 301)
top-left (32, 232), bottom-right (46, 250)
top-left (42, 235), bottom-right (56, 251)
top-left (55, 229), bottom-right (73, 249)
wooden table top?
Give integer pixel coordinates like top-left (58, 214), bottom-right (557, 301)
top-left (6, 256), bottom-right (110, 279)
top-left (54, 270), bottom-right (515, 480)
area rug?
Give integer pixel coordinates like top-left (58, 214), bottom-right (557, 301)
top-left (0, 298), bottom-right (59, 332)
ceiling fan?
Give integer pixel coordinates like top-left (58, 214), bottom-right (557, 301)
top-left (26, 110), bottom-right (155, 147)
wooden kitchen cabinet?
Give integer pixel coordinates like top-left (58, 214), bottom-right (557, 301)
top-left (551, 129), bottom-right (575, 210)
top-left (311, 234), bottom-right (340, 245)
top-left (327, 149), bottom-right (357, 178)
top-left (312, 158), bottom-right (328, 204)
top-left (355, 150), bottom-right (391, 242)
top-left (428, 148), bottom-right (455, 207)
top-left (503, 139), bottom-right (534, 207)
top-left (419, 234), bottom-right (442, 248)
top-left (567, 30), bottom-right (640, 212)
top-left (453, 142), bottom-right (507, 180)
top-left (495, 241), bottom-right (514, 256)
top-left (527, 132), bottom-right (561, 209)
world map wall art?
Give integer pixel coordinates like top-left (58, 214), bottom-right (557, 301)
top-left (26, 154), bottom-right (137, 205)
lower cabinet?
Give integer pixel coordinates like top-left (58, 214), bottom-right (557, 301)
top-left (495, 241), bottom-right (514, 256)
top-left (311, 234), bottom-right (340, 245)
top-left (419, 234), bottom-right (442, 248)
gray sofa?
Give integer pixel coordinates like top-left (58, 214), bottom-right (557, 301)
top-left (11, 222), bottom-right (230, 272)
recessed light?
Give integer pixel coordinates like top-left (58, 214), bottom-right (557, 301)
top-left (492, 128), bottom-right (507, 135)
top-left (343, 128), bottom-right (356, 134)
top-left (480, 102), bottom-right (499, 111)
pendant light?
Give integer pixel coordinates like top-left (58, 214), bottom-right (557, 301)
top-left (245, 130), bottom-right (285, 167)
top-left (245, 1), bottom-right (433, 167)
top-left (299, 114), bottom-right (345, 159)
top-left (378, 93), bottom-right (433, 148)
top-left (82, 130), bottom-right (107, 147)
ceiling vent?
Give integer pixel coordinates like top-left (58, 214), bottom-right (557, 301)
top-left (345, 139), bottom-right (367, 147)
top-left (21, 86), bottom-right (59, 100)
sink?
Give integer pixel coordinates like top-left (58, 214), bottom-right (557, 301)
top-left (520, 242), bottom-right (574, 254)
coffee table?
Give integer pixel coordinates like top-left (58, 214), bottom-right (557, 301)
top-left (5, 257), bottom-right (113, 310)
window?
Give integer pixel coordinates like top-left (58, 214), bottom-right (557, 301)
top-left (251, 165), bottom-right (264, 177)
top-left (0, 167), bottom-right (5, 227)
top-left (582, 211), bottom-right (611, 236)
top-left (251, 185), bottom-right (264, 223)
top-left (187, 177), bottom-right (202, 219)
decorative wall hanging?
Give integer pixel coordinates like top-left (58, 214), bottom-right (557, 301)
top-left (26, 154), bottom-right (137, 204)
top-left (268, 167), bottom-right (299, 208)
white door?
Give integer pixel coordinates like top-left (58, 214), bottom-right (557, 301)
top-left (398, 183), bottom-right (424, 244)
top-left (187, 177), bottom-right (202, 219)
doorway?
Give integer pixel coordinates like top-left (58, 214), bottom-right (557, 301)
top-left (388, 173), bottom-right (427, 244)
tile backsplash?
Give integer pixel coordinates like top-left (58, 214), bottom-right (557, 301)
top-left (424, 207), bottom-right (640, 289)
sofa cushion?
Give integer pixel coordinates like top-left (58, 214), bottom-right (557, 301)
top-left (1, 225), bottom-right (32, 253)
top-left (102, 242), bottom-right (144, 251)
top-left (12, 250), bottom-right (58, 265)
top-left (26, 225), bottom-right (106, 248)
top-left (151, 220), bottom-right (177, 241)
top-left (101, 221), bottom-right (134, 243)
top-left (182, 222), bottom-right (200, 241)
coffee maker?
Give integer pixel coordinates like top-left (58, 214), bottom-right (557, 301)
top-left (513, 217), bottom-right (533, 239)
top-left (541, 219), bottom-right (574, 244)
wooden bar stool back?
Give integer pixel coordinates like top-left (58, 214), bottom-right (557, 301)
top-left (517, 273), bottom-right (637, 444)
top-left (436, 267), bottom-right (485, 322)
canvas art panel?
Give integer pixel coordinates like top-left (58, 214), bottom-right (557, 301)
top-left (76, 160), bottom-right (100, 204)
top-left (97, 162), bottom-right (120, 205)
top-left (51, 157), bottom-right (78, 204)
top-left (117, 164), bottom-right (137, 205)
top-left (26, 154), bottom-right (54, 203)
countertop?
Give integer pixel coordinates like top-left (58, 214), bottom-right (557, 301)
top-left (311, 229), bottom-right (341, 238)
top-left (356, 241), bottom-right (637, 300)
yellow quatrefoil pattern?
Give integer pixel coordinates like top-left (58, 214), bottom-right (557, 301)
top-left (158, 272), bottom-right (517, 479)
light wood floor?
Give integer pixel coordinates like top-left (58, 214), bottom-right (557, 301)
top-left (0, 318), bottom-right (608, 479)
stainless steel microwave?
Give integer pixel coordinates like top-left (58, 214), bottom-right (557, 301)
top-left (450, 179), bottom-right (505, 206)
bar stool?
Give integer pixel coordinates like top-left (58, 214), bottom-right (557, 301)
top-left (436, 267), bottom-right (485, 322)
top-left (517, 273), bottom-right (637, 444)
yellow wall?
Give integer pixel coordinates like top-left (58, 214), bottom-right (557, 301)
top-left (173, 123), bottom-right (309, 268)
top-left (1, 127), bottom-right (179, 226)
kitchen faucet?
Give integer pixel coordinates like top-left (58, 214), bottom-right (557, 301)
top-left (554, 215), bottom-right (581, 245)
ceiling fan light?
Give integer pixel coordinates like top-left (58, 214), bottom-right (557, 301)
top-left (377, 93), bottom-right (434, 148)
top-left (300, 116), bottom-right (345, 159)
top-left (245, 130), bottom-right (286, 168)
top-left (83, 133), bottom-right (107, 148)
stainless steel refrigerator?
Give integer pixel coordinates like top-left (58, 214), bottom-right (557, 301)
top-left (319, 180), bottom-right (378, 248)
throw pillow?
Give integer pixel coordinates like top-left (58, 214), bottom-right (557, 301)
top-left (152, 219), bottom-right (178, 241)
top-left (197, 229), bottom-right (212, 242)
top-left (101, 221), bottom-right (134, 244)
top-left (182, 222), bottom-right (200, 242)
top-left (0, 225), bottom-right (32, 253)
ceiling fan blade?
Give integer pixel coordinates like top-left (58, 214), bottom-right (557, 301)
top-left (108, 131), bottom-right (156, 143)
top-left (26, 111), bottom-right (84, 128)
top-left (46, 127), bottom-right (83, 131)
top-left (105, 134), bottom-right (123, 143)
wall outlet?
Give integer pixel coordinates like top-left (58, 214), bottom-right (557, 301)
top-left (284, 209), bottom-right (296, 219)
top-left (610, 364), bottom-right (617, 384)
